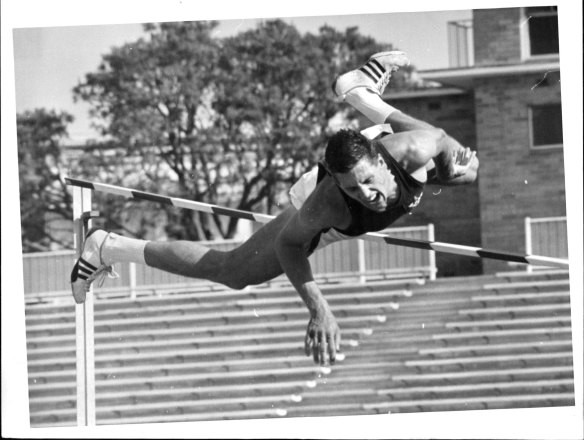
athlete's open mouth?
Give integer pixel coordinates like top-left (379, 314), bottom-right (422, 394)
top-left (366, 193), bottom-right (385, 209)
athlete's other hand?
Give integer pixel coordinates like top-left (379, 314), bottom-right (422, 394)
top-left (305, 308), bottom-right (341, 366)
top-left (451, 147), bottom-right (477, 178)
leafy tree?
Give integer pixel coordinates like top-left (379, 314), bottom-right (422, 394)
top-left (73, 20), bottom-right (413, 240)
top-left (17, 109), bottom-right (74, 251)
top-left (74, 21), bottom-right (230, 241)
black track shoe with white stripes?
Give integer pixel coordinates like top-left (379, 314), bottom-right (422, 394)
top-left (332, 51), bottom-right (410, 100)
top-left (70, 228), bottom-right (118, 304)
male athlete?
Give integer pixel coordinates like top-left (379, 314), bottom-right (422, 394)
top-left (71, 51), bottom-right (478, 366)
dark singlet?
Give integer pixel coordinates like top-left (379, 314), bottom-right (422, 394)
top-left (308, 142), bottom-right (425, 252)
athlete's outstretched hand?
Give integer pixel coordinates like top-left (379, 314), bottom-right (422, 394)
top-left (451, 147), bottom-right (477, 178)
top-left (305, 308), bottom-right (341, 366)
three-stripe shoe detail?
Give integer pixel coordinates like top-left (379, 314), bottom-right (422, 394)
top-left (75, 258), bottom-right (98, 281)
top-left (332, 51), bottom-right (410, 99)
top-left (359, 58), bottom-right (391, 95)
top-left (359, 59), bottom-right (386, 83)
top-left (70, 229), bottom-right (119, 304)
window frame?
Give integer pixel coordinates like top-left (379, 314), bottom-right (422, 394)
top-left (527, 104), bottom-right (563, 151)
top-left (520, 6), bottom-right (560, 61)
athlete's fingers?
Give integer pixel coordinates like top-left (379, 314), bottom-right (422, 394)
top-left (305, 329), bottom-right (314, 357)
top-left (327, 334), bottom-right (337, 364)
top-left (454, 149), bottom-right (461, 163)
top-left (461, 149), bottom-right (468, 162)
top-left (319, 336), bottom-right (328, 365)
top-left (334, 330), bottom-right (342, 353)
top-left (313, 341), bottom-right (320, 364)
top-left (455, 148), bottom-right (466, 165)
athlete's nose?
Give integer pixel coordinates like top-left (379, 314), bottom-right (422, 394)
top-left (358, 185), bottom-right (375, 201)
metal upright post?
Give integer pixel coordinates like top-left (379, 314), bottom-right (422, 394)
top-left (525, 217), bottom-right (533, 273)
top-left (72, 187), bottom-right (97, 426)
top-left (428, 224), bottom-right (437, 280)
top-left (357, 239), bottom-right (366, 284)
top-left (129, 262), bottom-right (137, 299)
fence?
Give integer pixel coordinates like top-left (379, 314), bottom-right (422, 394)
top-left (525, 216), bottom-right (568, 272)
top-left (22, 224), bottom-right (435, 302)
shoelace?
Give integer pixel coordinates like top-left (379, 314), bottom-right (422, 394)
top-left (375, 71), bottom-right (392, 94)
top-left (85, 264), bottom-right (119, 291)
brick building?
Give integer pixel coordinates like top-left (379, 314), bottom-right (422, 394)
top-left (384, 6), bottom-right (564, 276)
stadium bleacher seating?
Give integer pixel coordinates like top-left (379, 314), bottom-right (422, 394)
top-left (25, 270), bottom-right (574, 427)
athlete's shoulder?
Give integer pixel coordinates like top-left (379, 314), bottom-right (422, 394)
top-left (378, 130), bottom-right (440, 172)
top-left (298, 174), bottom-right (351, 231)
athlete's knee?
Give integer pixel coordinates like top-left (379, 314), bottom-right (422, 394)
top-left (217, 252), bottom-right (250, 290)
top-left (220, 266), bottom-right (250, 290)
top-left (224, 277), bottom-right (250, 290)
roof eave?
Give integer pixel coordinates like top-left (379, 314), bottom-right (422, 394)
top-left (418, 60), bottom-right (561, 89)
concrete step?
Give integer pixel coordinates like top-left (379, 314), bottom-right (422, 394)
top-left (363, 392), bottom-right (575, 413)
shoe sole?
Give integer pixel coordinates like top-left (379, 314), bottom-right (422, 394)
top-left (370, 50), bottom-right (408, 61)
top-left (369, 51), bottom-right (410, 71)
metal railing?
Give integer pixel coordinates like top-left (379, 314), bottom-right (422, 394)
top-left (525, 216), bottom-right (568, 272)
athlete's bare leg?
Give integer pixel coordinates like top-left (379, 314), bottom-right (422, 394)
top-left (384, 108), bottom-right (435, 132)
top-left (343, 86), bottom-right (435, 132)
top-left (143, 207), bottom-right (296, 289)
top-left (71, 207), bottom-right (297, 303)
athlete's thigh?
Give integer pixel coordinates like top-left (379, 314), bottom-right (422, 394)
top-left (226, 206), bottom-right (298, 285)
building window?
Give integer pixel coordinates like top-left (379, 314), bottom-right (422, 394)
top-left (528, 104), bottom-right (563, 149)
top-left (523, 6), bottom-right (559, 58)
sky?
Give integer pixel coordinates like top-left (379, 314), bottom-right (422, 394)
top-left (12, 10), bottom-right (471, 143)
top-left (2, 0), bottom-right (583, 439)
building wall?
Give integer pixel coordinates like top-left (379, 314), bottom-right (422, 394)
top-left (473, 72), bottom-right (565, 273)
top-left (380, 92), bottom-right (483, 277)
top-left (473, 8), bottom-right (522, 65)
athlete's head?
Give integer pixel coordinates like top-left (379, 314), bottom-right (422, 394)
top-left (324, 129), bottom-right (399, 212)
top-left (324, 129), bottom-right (377, 174)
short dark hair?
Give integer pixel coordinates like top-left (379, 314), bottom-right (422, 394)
top-left (324, 129), bottom-right (378, 173)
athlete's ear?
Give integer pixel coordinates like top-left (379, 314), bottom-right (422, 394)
top-left (377, 154), bottom-right (384, 166)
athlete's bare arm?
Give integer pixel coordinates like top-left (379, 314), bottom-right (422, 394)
top-left (275, 178), bottom-right (349, 365)
top-left (379, 129), bottom-right (479, 185)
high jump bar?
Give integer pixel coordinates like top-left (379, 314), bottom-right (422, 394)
top-left (65, 177), bottom-right (569, 269)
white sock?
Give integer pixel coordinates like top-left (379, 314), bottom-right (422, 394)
top-left (345, 88), bottom-right (398, 125)
top-left (101, 232), bottom-right (148, 266)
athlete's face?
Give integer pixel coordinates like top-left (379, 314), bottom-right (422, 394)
top-left (334, 155), bottom-right (399, 212)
